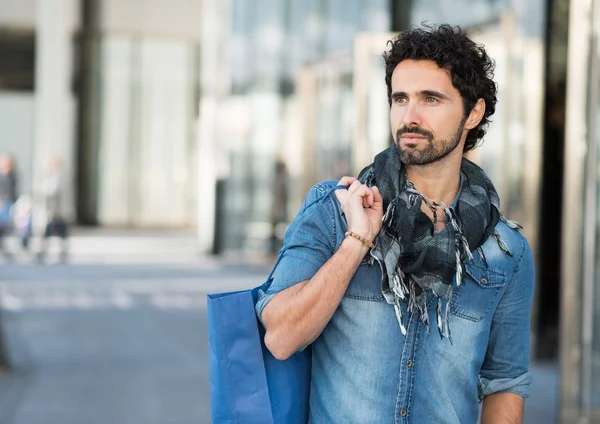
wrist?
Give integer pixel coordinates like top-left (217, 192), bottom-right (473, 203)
top-left (340, 236), bottom-right (371, 258)
top-left (345, 231), bottom-right (375, 249)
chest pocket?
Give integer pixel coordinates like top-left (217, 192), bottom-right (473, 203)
top-left (344, 260), bottom-right (385, 302)
top-left (450, 262), bottom-right (508, 322)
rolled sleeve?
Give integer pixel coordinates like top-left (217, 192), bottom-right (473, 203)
top-left (255, 183), bottom-right (337, 322)
top-left (478, 235), bottom-right (536, 400)
top-left (478, 372), bottom-right (533, 399)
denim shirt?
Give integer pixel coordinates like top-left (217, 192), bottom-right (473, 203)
top-left (255, 180), bottom-right (535, 424)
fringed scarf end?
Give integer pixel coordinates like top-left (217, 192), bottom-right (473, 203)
top-left (392, 273), bottom-right (408, 300)
top-left (477, 247), bottom-right (488, 268)
top-left (419, 294), bottom-right (430, 335)
top-left (382, 197), bottom-right (399, 228)
top-left (394, 302), bottom-right (407, 336)
top-left (500, 214), bottom-right (523, 231)
top-left (493, 229), bottom-right (513, 257)
top-left (455, 249), bottom-right (463, 287)
top-left (434, 297), bottom-right (452, 340)
top-left (443, 297), bottom-right (451, 340)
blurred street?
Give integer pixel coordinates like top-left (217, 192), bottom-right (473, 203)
top-left (0, 229), bottom-right (270, 424)
top-left (0, 229), bottom-right (558, 424)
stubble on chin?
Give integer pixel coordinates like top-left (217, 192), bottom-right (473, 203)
top-left (394, 126), bottom-right (464, 166)
top-left (394, 139), bottom-right (436, 166)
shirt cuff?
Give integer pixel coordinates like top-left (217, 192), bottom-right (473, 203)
top-left (477, 371), bottom-right (533, 400)
top-left (255, 290), bottom-right (276, 324)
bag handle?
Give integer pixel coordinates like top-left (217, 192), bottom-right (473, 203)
top-left (266, 184), bottom-right (347, 282)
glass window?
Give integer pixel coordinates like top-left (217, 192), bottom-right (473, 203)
top-left (95, 35), bottom-right (199, 226)
top-left (96, 36), bottom-right (135, 224)
top-left (136, 39), bottom-right (198, 225)
top-left (0, 28), bottom-right (35, 91)
top-left (410, 0), bottom-right (544, 38)
top-left (313, 58), bottom-right (354, 182)
top-left (591, 8), bottom-right (600, 408)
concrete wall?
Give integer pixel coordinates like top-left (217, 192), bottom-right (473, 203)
top-left (0, 93), bottom-right (35, 195)
top-left (99, 0), bottom-right (203, 40)
top-left (0, 0), bottom-right (80, 29)
top-left (0, 0), bottom-right (35, 27)
top-left (0, 0), bottom-right (201, 36)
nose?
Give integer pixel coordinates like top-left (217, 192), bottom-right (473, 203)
top-left (402, 103), bottom-right (422, 128)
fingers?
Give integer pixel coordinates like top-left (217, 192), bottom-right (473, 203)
top-left (348, 181), bottom-right (374, 208)
top-left (335, 177), bottom-right (379, 212)
top-left (371, 186), bottom-right (384, 216)
top-left (371, 186), bottom-right (382, 203)
top-left (335, 176), bottom-right (357, 204)
top-left (337, 176), bottom-right (357, 188)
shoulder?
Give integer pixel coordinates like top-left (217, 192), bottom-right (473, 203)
top-left (293, 179), bottom-right (341, 224)
top-left (303, 180), bottom-right (339, 204)
top-left (478, 221), bottom-right (534, 279)
top-left (298, 180), bottom-right (340, 216)
top-left (281, 180), bottom-right (340, 250)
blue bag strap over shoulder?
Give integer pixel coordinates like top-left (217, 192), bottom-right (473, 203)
top-left (265, 184), bottom-right (347, 283)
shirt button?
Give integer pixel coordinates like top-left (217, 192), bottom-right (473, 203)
top-left (406, 359), bottom-right (413, 367)
top-left (400, 409), bottom-right (407, 417)
top-left (481, 277), bottom-right (487, 284)
top-left (413, 310), bottom-right (419, 317)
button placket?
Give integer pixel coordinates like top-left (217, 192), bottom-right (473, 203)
top-left (395, 307), bottom-right (419, 423)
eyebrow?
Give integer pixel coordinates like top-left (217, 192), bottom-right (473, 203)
top-left (391, 90), bottom-right (451, 101)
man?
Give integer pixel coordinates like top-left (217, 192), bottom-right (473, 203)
top-left (36, 157), bottom-right (74, 263)
top-left (0, 154), bottom-right (17, 258)
top-left (270, 159), bottom-right (290, 255)
top-left (256, 24), bottom-right (534, 424)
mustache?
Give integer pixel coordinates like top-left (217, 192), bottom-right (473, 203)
top-left (396, 126), bottom-right (434, 141)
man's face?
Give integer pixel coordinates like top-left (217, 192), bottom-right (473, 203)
top-left (389, 60), bottom-right (467, 166)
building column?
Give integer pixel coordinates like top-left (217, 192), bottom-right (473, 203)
top-left (33, 0), bottom-right (79, 220)
top-left (197, 0), bottom-right (230, 254)
top-left (560, 0), bottom-right (594, 422)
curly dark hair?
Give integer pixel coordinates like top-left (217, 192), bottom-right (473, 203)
top-left (383, 24), bottom-right (497, 152)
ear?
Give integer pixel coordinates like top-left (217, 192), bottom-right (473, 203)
top-left (464, 98), bottom-right (486, 130)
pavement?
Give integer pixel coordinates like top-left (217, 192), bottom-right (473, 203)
top-left (0, 228), bottom-right (559, 424)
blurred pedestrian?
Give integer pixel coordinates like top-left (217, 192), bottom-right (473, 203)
top-left (36, 157), bottom-right (74, 263)
top-left (256, 24), bottom-right (535, 424)
top-left (0, 154), bottom-right (17, 258)
top-left (13, 194), bottom-right (33, 251)
top-left (269, 159), bottom-right (289, 255)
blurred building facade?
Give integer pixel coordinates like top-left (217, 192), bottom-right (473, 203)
top-left (561, 0), bottom-right (600, 422)
top-left (0, 0), bottom-right (597, 421)
top-left (0, 0), bottom-right (203, 230)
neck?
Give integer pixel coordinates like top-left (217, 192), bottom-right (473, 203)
top-left (405, 154), bottom-right (462, 207)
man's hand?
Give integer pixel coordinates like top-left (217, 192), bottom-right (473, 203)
top-left (335, 177), bottom-right (384, 243)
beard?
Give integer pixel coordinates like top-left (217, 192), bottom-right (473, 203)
top-left (394, 118), bottom-right (466, 166)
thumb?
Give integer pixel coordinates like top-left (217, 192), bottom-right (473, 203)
top-left (372, 186), bottom-right (384, 215)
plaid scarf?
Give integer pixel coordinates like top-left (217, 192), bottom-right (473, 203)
top-left (358, 147), bottom-right (519, 339)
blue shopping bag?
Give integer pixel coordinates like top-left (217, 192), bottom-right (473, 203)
top-left (207, 279), bottom-right (311, 424)
top-left (208, 184), bottom-right (345, 423)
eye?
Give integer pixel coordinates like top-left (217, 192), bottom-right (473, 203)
top-left (425, 96), bottom-right (438, 104)
top-left (393, 95), bottom-right (407, 104)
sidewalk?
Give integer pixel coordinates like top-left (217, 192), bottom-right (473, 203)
top-left (2, 226), bottom-right (273, 267)
top-left (0, 228), bottom-right (266, 424)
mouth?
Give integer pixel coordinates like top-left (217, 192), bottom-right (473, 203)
top-left (400, 134), bottom-right (428, 144)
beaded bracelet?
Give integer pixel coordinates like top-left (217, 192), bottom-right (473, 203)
top-left (345, 231), bottom-right (375, 249)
